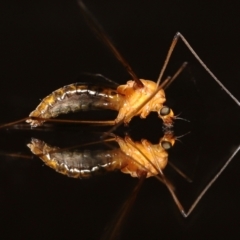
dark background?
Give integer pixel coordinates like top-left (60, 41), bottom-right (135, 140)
top-left (1, 0), bottom-right (240, 239)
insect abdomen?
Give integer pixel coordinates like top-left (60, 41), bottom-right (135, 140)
top-left (27, 138), bottom-right (126, 178)
top-left (27, 83), bottom-right (124, 127)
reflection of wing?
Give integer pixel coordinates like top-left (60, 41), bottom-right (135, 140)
top-left (77, 0), bottom-right (143, 88)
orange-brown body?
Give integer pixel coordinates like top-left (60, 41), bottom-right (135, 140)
top-left (26, 80), bottom-right (174, 127)
top-left (116, 133), bottom-right (175, 178)
top-left (27, 134), bottom-right (175, 179)
top-left (116, 79), bottom-right (167, 123)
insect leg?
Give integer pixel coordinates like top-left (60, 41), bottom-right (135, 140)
top-left (168, 161), bottom-right (192, 183)
top-left (77, 0), bottom-right (143, 88)
top-left (175, 32), bottom-right (240, 106)
top-left (164, 144), bottom-right (240, 217)
top-left (0, 117), bottom-right (116, 130)
top-left (27, 117), bottom-right (116, 126)
top-left (163, 62), bottom-right (188, 90)
top-left (80, 72), bottom-right (119, 87)
top-left (0, 152), bottom-right (33, 160)
top-left (0, 117), bottom-right (30, 129)
top-left (156, 33), bottom-right (180, 85)
top-left (101, 175), bottom-right (146, 240)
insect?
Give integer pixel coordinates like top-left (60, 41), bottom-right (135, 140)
top-left (0, 1), bottom-right (240, 238)
top-left (1, 1), bottom-right (239, 131)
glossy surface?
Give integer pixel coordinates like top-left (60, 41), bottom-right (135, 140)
top-left (1, 1), bottom-right (240, 239)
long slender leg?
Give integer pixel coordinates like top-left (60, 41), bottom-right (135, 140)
top-left (0, 152), bottom-right (33, 159)
top-left (176, 32), bottom-right (240, 106)
top-left (157, 32), bottom-right (240, 106)
top-left (77, 0), bottom-right (143, 88)
top-left (0, 117), bottom-right (29, 129)
top-left (101, 175), bottom-right (146, 240)
top-left (163, 62), bottom-right (188, 90)
top-left (157, 35), bottom-right (180, 85)
top-left (28, 118), bottom-right (116, 126)
top-left (184, 144), bottom-right (240, 217)
top-left (80, 72), bottom-right (119, 87)
top-left (163, 144), bottom-right (240, 217)
top-left (0, 118), bottom-right (116, 129)
top-left (168, 161), bottom-right (192, 183)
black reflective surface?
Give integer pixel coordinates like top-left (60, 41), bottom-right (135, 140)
top-left (1, 1), bottom-right (240, 239)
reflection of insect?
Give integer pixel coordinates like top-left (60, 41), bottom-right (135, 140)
top-left (24, 130), bottom-right (240, 222)
top-left (27, 132), bottom-right (175, 179)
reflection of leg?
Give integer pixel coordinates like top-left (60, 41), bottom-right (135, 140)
top-left (176, 32), bottom-right (240, 106)
top-left (168, 161), bottom-right (192, 183)
top-left (101, 175), bottom-right (146, 240)
top-left (184, 144), bottom-right (240, 217)
top-left (166, 144), bottom-right (240, 217)
top-left (158, 169), bottom-right (187, 217)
